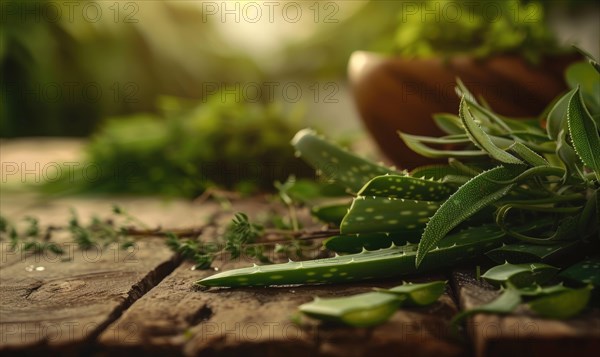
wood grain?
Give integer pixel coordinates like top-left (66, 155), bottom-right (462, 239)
top-left (97, 210), bottom-right (463, 357)
top-left (0, 195), bottom-right (219, 354)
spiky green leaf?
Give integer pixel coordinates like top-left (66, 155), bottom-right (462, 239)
top-left (416, 166), bottom-right (524, 267)
top-left (459, 97), bottom-right (523, 164)
top-left (546, 90), bottom-right (574, 140)
top-left (299, 292), bottom-right (401, 327)
top-left (292, 129), bottom-right (400, 192)
top-left (358, 175), bottom-right (453, 201)
top-left (566, 88), bottom-right (600, 179)
top-left (481, 262), bottom-right (559, 288)
top-left (375, 280), bottom-right (446, 306)
top-left (341, 197), bottom-right (439, 234)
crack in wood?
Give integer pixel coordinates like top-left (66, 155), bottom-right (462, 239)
top-left (22, 281), bottom-right (44, 300)
top-left (81, 256), bottom-right (181, 354)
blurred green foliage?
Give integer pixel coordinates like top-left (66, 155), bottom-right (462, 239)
top-left (1, 0), bottom-right (575, 137)
top-left (283, 0), bottom-right (580, 75)
top-left (2, 0), bottom-right (591, 198)
top-left (42, 93), bottom-right (312, 197)
top-left (392, 0), bottom-right (564, 62)
top-left (1, 0), bottom-right (261, 137)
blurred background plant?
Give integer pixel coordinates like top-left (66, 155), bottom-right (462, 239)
top-left (41, 93), bottom-right (313, 196)
top-left (1, 0), bottom-right (598, 196)
top-left (392, 0), bottom-right (561, 62)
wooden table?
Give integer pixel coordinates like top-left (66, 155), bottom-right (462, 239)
top-left (1, 140), bottom-right (598, 356)
top-left (1, 194), bottom-right (598, 357)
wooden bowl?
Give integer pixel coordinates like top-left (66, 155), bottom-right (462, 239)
top-left (348, 51), bottom-right (578, 169)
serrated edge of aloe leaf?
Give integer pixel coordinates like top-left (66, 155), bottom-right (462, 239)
top-left (416, 166), bottom-right (523, 268)
top-left (196, 225), bottom-right (505, 287)
top-left (566, 88), bottom-right (600, 180)
top-left (509, 142), bottom-right (549, 167)
top-left (481, 262), bottom-right (559, 287)
top-left (546, 89), bottom-right (574, 140)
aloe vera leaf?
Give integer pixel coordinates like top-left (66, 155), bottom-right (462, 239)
top-left (357, 175), bottom-right (453, 201)
top-left (400, 133), bottom-right (473, 145)
top-left (287, 180), bottom-right (347, 203)
top-left (481, 262), bottom-right (559, 288)
top-left (451, 288), bottom-right (521, 326)
top-left (559, 257), bottom-right (600, 286)
top-left (327, 222), bottom-right (506, 254)
top-left (299, 291), bottom-right (401, 327)
top-left (433, 113), bottom-right (464, 135)
top-left (442, 175), bottom-right (470, 185)
top-left (567, 88), bottom-right (600, 180)
top-left (546, 90), bottom-right (574, 140)
top-left (398, 131), bottom-right (487, 159)
top-left (512, 283), bottom-right (570, 298)
top-left (459, 97), bottom-right (523, 164)
top-left (311, 200), bottom-right (352, 225)
top-left (375, 280), bottom-right (446, 306)
top-left (197, 221), bottom-right (549, 288)
top-left (528, 286), bottom-right (592, 319)
top-left (503, 214), bottom-right (582, 245)
top-left (566, 61), bottom-right (600, 113)
top-left (340, 197), bottom-right (439, 234)
top-left (502, 118), bottom-right (547, 135)
top-left (457, 79), bottom-right (541, 138)
top-left (291, 129), bottom-right (400, 193)
top-left (410, 165), bottom-right (462, 181)
top-left (483, 166), bottom-right (565, 185)
top-left (464, 96), bottom-right (547, 144)
top-left (486, 241), bottom-right (578, 264)
top-left (416, 166), bottom-right (525, 267)
top-left (324, 232), bottom-right (421, 254)
top-left (573, 46), bottom-right (600, 73)
top-left (509, 142), bottom-right (549, 167)
top-left (554, 93), bottom-right (586, 183)
top-left (196, 224), bottom-right (505, 287)
top-left (448, 158), bottom-right (485, 176)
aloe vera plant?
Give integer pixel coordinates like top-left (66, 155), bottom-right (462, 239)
top-left (481, 262), bottom-right (559, 288)
top-left (454, 261), bottom-right (593, 325)
top-left (299, 281), bottom-right (446, 327)
top-left (197, 53), bottom-right (599, 323)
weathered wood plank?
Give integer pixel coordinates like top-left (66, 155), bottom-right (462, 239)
top-left (0, 195), bottom-right (219, 354)
top-left (0, 237), bottom-right (176, 354)
top-left (100, 258), bottom-right (463, 357)
top-left (452, 269), bottom-right (600, 357)
top-left (98, 201), bottom-right (464, 356)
